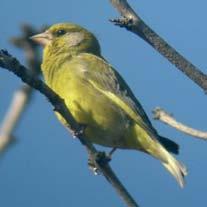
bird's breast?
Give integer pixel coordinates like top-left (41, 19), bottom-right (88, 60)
top-left (42, 60), bottom-right (136, 148)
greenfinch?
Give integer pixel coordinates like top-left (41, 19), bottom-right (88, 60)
top-left (31, 23), bottom-right (187, 187)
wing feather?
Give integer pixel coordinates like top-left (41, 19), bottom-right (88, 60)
top-left (77, 53), bottom-right (158, 137)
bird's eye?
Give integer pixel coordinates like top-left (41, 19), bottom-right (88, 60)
top-left (56, 29), bottom-right (66, 36)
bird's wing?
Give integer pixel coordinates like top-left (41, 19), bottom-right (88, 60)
top-left (77, 53), bottom-right (158, 136)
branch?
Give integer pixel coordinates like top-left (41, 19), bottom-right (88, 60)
top-left (0, 50), bottom-right (139, 207)
top-left (0, 86), bottom-right (31, 151)
top-left (153, 107), bottom-right (207, 140)
top-left (0, 24), bottom-right (42, 152)
top-left (109, 0), bottom-right (207, 93)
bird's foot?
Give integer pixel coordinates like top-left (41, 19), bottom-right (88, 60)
top-left (108, 147), bottom-right (117, 159)
top-left (88, 158), bottom-right (99, 175)
top-left (67, 123), bottom-right (86, 139)
top-left (88, 151), bottom-right (111, 175)
top-left (73, 124), bottom-right (86, 138)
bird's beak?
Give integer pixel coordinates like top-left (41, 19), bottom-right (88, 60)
top-left (30, 31), bottom-right (53, 46)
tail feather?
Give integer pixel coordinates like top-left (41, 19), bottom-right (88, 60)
top-left (133, 125), bottom-right (187, 187)
top-left (158, 135), bottom-right (179, 155)
top-left (161, 152), bottom-right (187, 188)
top-left (154, 141), bottom-right (187, 188)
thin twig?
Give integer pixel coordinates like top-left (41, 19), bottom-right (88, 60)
top-left (0, 86), bottom-right (31, 150)
top-left (0, 24), bottom-right (41, 152)
top-left (0, 50), bottom-right (139, 207)
top-left (109, 0), bottom-right (207, 93)
top-left (153, 107), bottom-right (207, 140)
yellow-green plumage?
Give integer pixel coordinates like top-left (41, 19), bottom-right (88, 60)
top-left (32, 23), bottom-right (187, 187)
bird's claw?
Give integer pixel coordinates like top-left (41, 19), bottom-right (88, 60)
top-left (70, 124), bottom-right (86, 139)
top-left (88, 151), bottom-right (111, 175)
top-left (73, 125), bottom-right (85, 137)
top-left (88, 159), bottom-right (100, 175)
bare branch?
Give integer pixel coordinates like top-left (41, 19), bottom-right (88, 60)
top-left (0, 24), bottom-right (41, 152)
top-left (0, 86), bottom-right (31, 150)
top-left (109, 0), bottom-right (207, 93)
top-left (153, 107), bottom-right (207, 140)
top-left (0, 50), bottom-right (139, 207)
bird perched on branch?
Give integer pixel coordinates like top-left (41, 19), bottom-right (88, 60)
top-left (31, 22), bottom-right (187, 187)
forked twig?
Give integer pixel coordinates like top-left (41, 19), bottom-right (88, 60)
top-left (109, 0), bottom-right (207, 93)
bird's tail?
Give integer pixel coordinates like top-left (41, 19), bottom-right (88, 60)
top-left (159, 146), bottom-right (187, 188)
top-left (158, 135), bottom-right (179, 155)
top-left (147, 139), bottom-right (187, 188)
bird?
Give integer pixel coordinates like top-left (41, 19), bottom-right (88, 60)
top-left (31, 22), bottom-right (187, 187)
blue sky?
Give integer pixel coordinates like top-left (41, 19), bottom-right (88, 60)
top-left (1, 0), bottom-right (207, 206)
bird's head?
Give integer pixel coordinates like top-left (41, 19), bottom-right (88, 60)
top-left (31, 23), bottom-right (101, 56)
